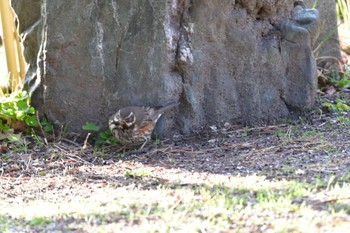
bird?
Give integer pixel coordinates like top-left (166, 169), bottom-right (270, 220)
top-left (108, 101), bottom-right (178, 149)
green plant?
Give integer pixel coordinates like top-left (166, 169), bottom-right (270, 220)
top-left (40, 116), bottom-right (53, 133)
top-left (28, 216), bottom-right (52, 226)
top-left (322, 98), bottom-right (350, 125)
top-left (95, 130), bottom-right (117, 146)
top-left (0, 215), bottom-right (9, 232)
top-left (327, 65), bottom-right (350, 89)
top-left (312, 0), bottom-right (319, 9)
top-left (0, 91), bottom-right (38, 141)
top-left (82, 121), bottom-right (100, 131)
top-left (322, 98), bottom-right (350, 113)
top-left (124, 169), bottom-right (151, 178)
top-left (302, 129), bottom-right (320, 138)
top-left (152, 134), bottom-right (161, 145)
top-left (82, 121), bottom-right (117, 146)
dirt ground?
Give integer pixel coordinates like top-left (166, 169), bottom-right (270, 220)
top-left (0, 91), bottom-right (350, 232)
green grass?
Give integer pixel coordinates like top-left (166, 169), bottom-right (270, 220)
top-left (28, 216), bottom-right (52, 226)
top-left (124, 169), bottom-right (152, 178)
top-left (0, 215), bottom-right (10, 232)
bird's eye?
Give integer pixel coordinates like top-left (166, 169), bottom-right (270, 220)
top-left (124, 112), bottom-right (135, 125)
top-left (124, 116), bottom-right (134, 123)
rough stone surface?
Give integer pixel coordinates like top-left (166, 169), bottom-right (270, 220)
top-left (12, 0), bottom-right (321, 136)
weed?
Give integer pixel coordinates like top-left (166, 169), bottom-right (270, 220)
top-left (40, 116), bottom-right (53, 133)
top-left (325, 65), bottom-right (350, 89)
top-left (336, 99), bottom-right (350, 112)
top-left (152, 135), bottom-right (161, 145)
top-left (82, 122), bottom-right (117, 147)
top-left (0, 215), bottom-right (9, 232)
top-left (28, 216), bottom-right (52, 226)
top-left (30, 128), bottom-right (46, 147)
top-left (273, 126), bottom-right (293, 144)
top-left (302, 129), bottom-right (320, 138)
top-left (82, 121), bottom-right (100, 131)
top-left (124, 169), bottom-right (151, 178)
top-left (322, 98), bottom-right (350, 125)
top-left (95, 130), bottom-right (117, 147)
top-left (274, 128), bottom-right (284, 139)
top-left (0, 89), bottom-right (56, 150)
top-left (0, 91), bottom-right (38, 135)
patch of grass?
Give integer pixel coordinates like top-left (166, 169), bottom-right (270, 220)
top-left (323, 98), bottom-right (350, 113)
top-left (302, 129), bottom-right (319, 138)
top-left (322, 98), bottom-right (350, 126)
top-left (28, 216), bottom-right (52, 226)
top-left (124, 169), bottom-right (151, 178)
top-left (0, 215), bottom-right (10, 232)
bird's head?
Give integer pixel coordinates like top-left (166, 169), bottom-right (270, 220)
top-left (109, 109), bottom-right (136, 132)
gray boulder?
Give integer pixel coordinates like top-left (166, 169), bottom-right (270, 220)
top-left (12, 0), bottom-right (321, 136)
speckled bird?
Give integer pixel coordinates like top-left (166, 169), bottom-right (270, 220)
top-left (108, 102), bottom-right (178, 149)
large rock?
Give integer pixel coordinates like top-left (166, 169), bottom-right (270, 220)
top-left (12, 0), bottom-right (320, 136)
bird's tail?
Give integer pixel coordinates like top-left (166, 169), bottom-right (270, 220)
top-left (156, 101), bottom-right (179, 113)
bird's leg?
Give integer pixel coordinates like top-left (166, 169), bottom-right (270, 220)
top-left (139, 137), bottom-right (149, 150)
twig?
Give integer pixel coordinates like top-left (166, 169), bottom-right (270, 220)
top-left (53, 144), bottom-right (70, 152)
top-left (36, 111), bottom-right (48, 146)
top-left (66, 154), bottom-right (93, 165)
top-left (82, 133), bottom-right (91, 150)
top-left (60, 138), bottom-right (81, 147)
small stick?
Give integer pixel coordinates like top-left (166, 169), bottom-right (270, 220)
top-left (36, 111), bottom-right (48, 146)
